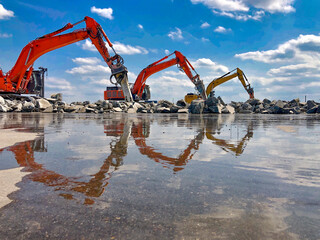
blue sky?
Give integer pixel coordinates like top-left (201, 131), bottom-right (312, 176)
top-left (1, 0), bottom-right (320, 103)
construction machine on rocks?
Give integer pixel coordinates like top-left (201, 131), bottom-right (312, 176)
top-left (104, 51), bottom-right (207, 102)
top-left (0, 16), bottom-right (130, 100)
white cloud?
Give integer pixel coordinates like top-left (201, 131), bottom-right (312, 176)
top-left (72, 57), bottom-right (102, 65)
top-left (191, 0), bottom-right (248, 12)
top-left (165, 49), bottom-right (170, 55)
top-left (190, 0), bottom-right (295, 21)
top-left (214, 26), bottom-right (231, 33)
top-left (191, 58), bottom-right (229, 73)
top-left (137, 24), bottom-right (143, 30)
top-left (81, 39), bottom-right (148, 55)
top-left (0, 4), bottom-right (14, 20)
top-left (90, 6), bottom-right (113, 20)
top-left (0, 33), bottom-right (12, 38)
top-left (168, 27), bottom-right (183, 40)
top-left (201, 37), bottom-right (210, 42)
top-left (235, 34), bottom-right (320, 64)
top-left (46, 77), bottom-right (74, 91)
top-left (113, 41), bottom-right (148, 55)
top-left (66, 64), bottom-right (111, 75)
top-left (200, 22), bottom-right (210, 29)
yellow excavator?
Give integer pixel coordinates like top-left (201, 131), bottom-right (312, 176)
top-left (184, 68), bottom-right (254, 103)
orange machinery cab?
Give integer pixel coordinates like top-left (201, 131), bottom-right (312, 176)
top-left (104, 86), bottom-right (125, 100)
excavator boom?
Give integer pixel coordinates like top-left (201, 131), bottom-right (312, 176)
top-left (206, 68), bottom-right (254, 99)
top-left (0, 16), bottom-right (129, 99)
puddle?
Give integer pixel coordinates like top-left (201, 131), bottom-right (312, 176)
top-left (0, 113), bottom-right (319, 239)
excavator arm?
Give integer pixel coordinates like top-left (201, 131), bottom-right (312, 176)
top-left (131, 51), bottom-right (207, 101)
top-left (206, 68), bottom-right (254, 98)
top-left (0, 16), bottom-right (130, 99)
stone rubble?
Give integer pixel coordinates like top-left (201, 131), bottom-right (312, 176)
top-left (0, 93), bottom-right (319, 114)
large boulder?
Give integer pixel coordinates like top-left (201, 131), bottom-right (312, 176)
top-left (0, 104), bottom-right (8, 112)
top-left (275, 100), bottom-right (286, 108)
top-left (36, 98), bottom-right (52, 110)
top-left (51, 93), bottom-right (63, 101)
top-left (22, 101), bottom-right (35, 112)
top-left (178, 108), bottom-right (189, 114)
top-left (307, 100), bottom-right (317, 110)
top-left (0, 96), bottom-right (5, 105)
top-left (221, 105), bottom-right (235, 114)
top-left (189, 100), bottom-right (205, 114)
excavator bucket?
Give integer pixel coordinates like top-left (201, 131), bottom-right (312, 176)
top-left (110, 66), bottom-right (133, 102)
top-left (195, 80), bottom-right (207, 100)
top-left (117, 72), bottom-right (133, 102)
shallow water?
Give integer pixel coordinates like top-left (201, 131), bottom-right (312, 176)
top-left (0, 113), bottom-right (319, 239)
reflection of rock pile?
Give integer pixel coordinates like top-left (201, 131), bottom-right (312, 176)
top-left (1, 94), bottom-right (320, 114)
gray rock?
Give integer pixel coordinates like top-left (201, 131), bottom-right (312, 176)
top-left (307, 100), bottom-right (317, 110)
top-left (157, 107), bottom-right (171, 113)
top-left (217, 96), bottom-right (226, 106)
top-left (113, 107), bottom-right (122, 112)
top-left (176, 99), bottom-right (187, 107)
top-left (127, 108), bottom-right (137, 113)
top-left (65, 105), bottom-right (83, 112)
top-left (307, 106), bottom-right (318, 114)
top-left (288, 98), bottom-right (299, 107)
top-left (51, 93), bottom-right (63, 101)
top-left (178, 108), bottom-right (189, 114)
top-left (239, 109), bottom-right (253, 114)
top-left (205, 97), bottom-right (219, 107)
top-left (43, 106), bottom-right (54, 113)
top-left (112, 101), bottom-right (121, 108)
top-left (275, 100), bottom-right (286, 108)
top-left (13, 103), bottom-right (22, 112)
top-left (246, 98), bottom-right (262, 106)
top-left (0, 96), bottom-right (5, 105)
top-left (208, 105), bottom-right (222, 113)
top-left (0, 104), bottom-right (8, 112)
top-left (170, 105), bottom-right (180, 113)
top-left (222, 105), bottom-right (235, 114)
top-left (22, 101), bottom-right (35, 112)
top-left (36, 98), bottom-right (52, 110)
top-left (189, 100), bottom-right (205, 114)
top-left (263, 98), bottom-right (271, 105)
top-left (157, 100), bottom-right (173, 108)
top-left (241, 102), bottom-right (253, 111)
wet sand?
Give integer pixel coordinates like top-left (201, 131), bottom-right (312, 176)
top-left (0, 128), bottom-right (39, 208)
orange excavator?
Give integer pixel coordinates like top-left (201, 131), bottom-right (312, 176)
top-left (104, 51), bottom-right (207, 102)
top-left (0, 16), bottom-right (131, 100)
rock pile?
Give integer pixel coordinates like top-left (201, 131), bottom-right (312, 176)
top-left (0, 94), bottom-right (319, 114)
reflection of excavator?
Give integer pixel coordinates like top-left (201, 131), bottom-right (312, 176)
top-left (205, 123), bottom-right (253, 156)
top-left (104, 51), bottom-right (207, 102)
top-left (0, 16), bottom-right (130, 100)
top-left (206, 68), bottom-right (254, 98)
top-left (0, 115), bottom-right (253, 205)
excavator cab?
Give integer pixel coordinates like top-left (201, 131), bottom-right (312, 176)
top-left (26, 67), bottom-right (47, 97)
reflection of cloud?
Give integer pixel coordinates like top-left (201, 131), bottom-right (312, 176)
top-left (175, 197), bottom-right (297, 239)
top-left (237, 126), bottom-right (320, 188)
